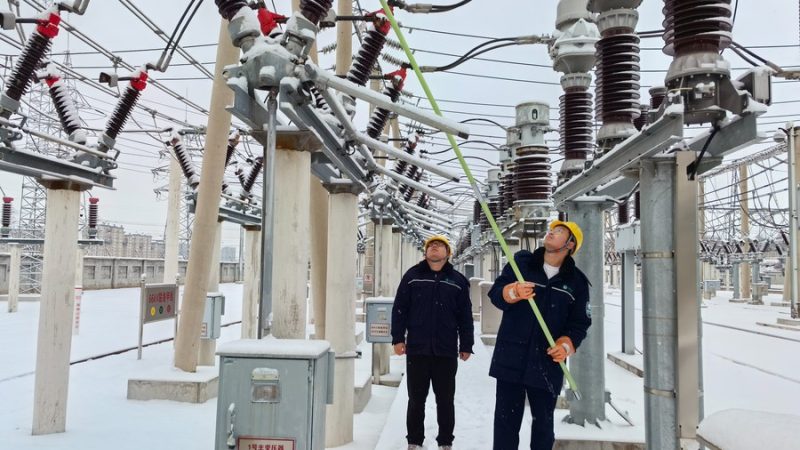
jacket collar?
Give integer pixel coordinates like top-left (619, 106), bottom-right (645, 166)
top-left (417, 259), bottom-right (453, 275)
top-left (531, 247), bottom-right (576, 279)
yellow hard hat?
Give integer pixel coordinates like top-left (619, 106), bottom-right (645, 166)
top-left (424, 235), bottom-right (451, 254)
top-left (549, 220), bottom-right (583, 255)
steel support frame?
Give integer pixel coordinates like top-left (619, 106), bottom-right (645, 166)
top-left (565, 197), bottom-right (613, 426)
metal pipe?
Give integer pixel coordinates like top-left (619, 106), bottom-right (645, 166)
top-left (789, 122), bottom-right (799, 318)
top-left (404, 209), bottom-right (452, 230)
top-left (305, 64), bottom-right (470, 138)
top-left (375, 213), bottom-right (383, 296)
top-left (356, 132), bottom-right (460, 182)
top-left (317, 88), bottom-right (460, 185)
top-left (258, 89), bottom-right (278, 338)
top-left (0, 117), bottom-right (111, 159)
top-left (372, 164), bottom-right (455, 204)
top-left (397, 198), bottom-right (452, 223)
top-left (640, 158), bottom-right (678, 449)
top-left (622, 249), bottom-right (635, 355)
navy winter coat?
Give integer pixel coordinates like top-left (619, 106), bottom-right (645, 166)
top-left (488, 248), bottom-right (592, 393)
top-left (391, 260), bottom-right (475, 357)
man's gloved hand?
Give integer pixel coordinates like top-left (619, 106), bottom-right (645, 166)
top-left (547, 336), bottom-right (575, 363)
top-left (502, 281), bottom-right (535, 304)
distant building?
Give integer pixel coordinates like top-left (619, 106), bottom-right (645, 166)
top-left (221, 246), bottom-right (238, 262)
top-left (83, 224), bottom-right (165, 259)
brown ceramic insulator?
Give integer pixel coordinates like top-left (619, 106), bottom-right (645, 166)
top-left (649, 86), bottom-right (667, 110)
top-left (2, 197), bottom-right (12, 229)
top-left (595, 33), bottom-right (641, 124)
top-left (497, 179), bottom-right (506, 213)
top-left (417, 193), bottom-right (430, 209)
top-left (503, 166), bottom-right (516, 208)
top-left (561, 90), bottom-right (594, 163)
top-left (662, 0), bottom-right (732, 56)
top-left (514, 152), bottom-right (551, 201)
top-left (618, 200), bottom-right (629, 224)
top-left (633, 106), bottom-right (648, 131)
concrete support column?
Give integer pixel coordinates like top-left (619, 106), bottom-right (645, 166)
top-left (674, 153), bottom-right (702, 443)
top-left (479, 249), bottom-right (489, 281)
top-left (310, 179), bottom-right (328, 338)
top-left (565, 199), bottom-right (609, 426)
top-left (7, 243), bottom-right (20, 313)
top-left (750, 260), bottom-right (762, 304)
top-left (374, 218), bottom-right (394, 376)
top-left (480, 280), bottom-right (500, 336)
top-left (640, 158), bottom-right (678, 449)
top-left (241, 226), bottom-right (261, 339)
top-left (622, 250), bottom-right (636, 355)
top-left (174, 19), bottom-right (238, 372)
top-left (391, 227), bottom-right (402, 293)
top-left (73, 247), bottom-right (84, 335)
top-left (32, 187), bottom-right (81, 435)
top-left (469, 277), bottom-right (482, 317)
top-left (324, 191), bottom-right (358, 446)
top-left (732, 262), bottom-right (741, 299)
top-left (199, 221), bottom-right (222, 366)
top-left (163, 156), bottom-right (182, 283)
top-left (376, 222), bottom-right (395, 297)
top-left (271, 149), bottom-right (311, 339)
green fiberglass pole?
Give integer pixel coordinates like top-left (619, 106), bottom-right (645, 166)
top-left (379, 0), bottom-right (579, 397)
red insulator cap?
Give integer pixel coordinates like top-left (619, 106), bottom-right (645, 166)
top-left (257, 8), bottom-right (287, 36)
top-left (130, 71), bottom-right (149, 91)
top-left (36, 12), bottom-right (61, 39)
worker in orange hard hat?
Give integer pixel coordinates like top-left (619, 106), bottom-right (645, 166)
top-left (392, 233), bottom-right (473, 450)
top-left (488, 220), bottom-right (592, 450)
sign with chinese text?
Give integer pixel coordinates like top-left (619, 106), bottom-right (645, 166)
top-left (142, 283), bottom-right (178, 324)
top-left (237, 436), bottom-right (296, 450)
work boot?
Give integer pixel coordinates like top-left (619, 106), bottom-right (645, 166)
top-left (407, 445), bottom-right (423, 450)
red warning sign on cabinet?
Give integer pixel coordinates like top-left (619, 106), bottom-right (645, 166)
top-left (237, 436), bottom-right (296, 450)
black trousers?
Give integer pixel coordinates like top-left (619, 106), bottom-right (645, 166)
top-left (493, 379), bottom-right (559, 450)
top-left (406, 354), bottom-right (458, 446)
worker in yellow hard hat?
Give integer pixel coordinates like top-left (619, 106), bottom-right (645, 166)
top-left (487, 219), bottom-right (592, 450)
top-left (423, 235), bottom-right (451, 256)
top-left (546, 220), bottom-right (583, 255)
top-left (391, 232), bottom-right (473, 449)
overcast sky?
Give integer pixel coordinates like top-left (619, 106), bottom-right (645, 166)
top-left (0, 0), bottom-right (798, 249)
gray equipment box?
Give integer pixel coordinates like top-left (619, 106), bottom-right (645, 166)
top-left (365, 297), bottom-right (394, 343)
top-left (202, 292), bottom-right (225, 339)
top-left (215, 339), bottom-right (334, 450)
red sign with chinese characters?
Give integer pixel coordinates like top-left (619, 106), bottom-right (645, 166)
top-left (237, 436), bottom-right (296, 450)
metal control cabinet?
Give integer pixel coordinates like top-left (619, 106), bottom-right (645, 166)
top-left (215, 339), bottom-right (334, 450)
top-left (365, 297), bottom-right (394, 343)
top-left (202, 292), bottom-right (225, 339)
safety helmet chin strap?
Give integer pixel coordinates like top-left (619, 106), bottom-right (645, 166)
top-left (545, 234), bottom-right (575, 255)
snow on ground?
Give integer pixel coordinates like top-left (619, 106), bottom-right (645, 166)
top-left (0, 284), bottom-right (798, 449)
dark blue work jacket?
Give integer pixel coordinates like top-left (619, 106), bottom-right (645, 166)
top-left (488, 248), bottom-right (592, 393)
top-left (391, 260), bottom-right (475, 357)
